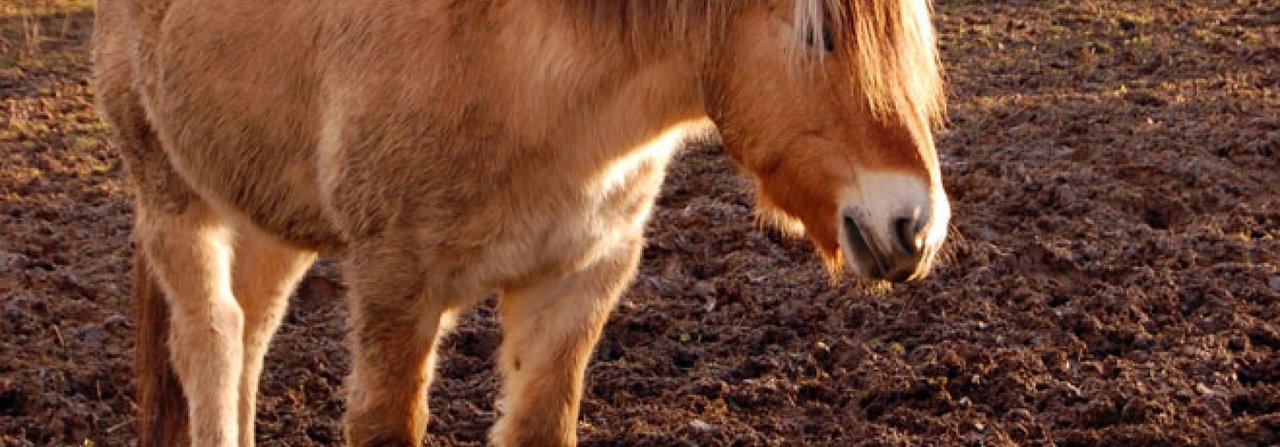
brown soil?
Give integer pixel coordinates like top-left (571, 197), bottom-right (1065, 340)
top-left (2, 1), bottom-right (1278, 445)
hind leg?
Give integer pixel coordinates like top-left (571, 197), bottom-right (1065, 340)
top-left (230, 225), bottom-right (316, 446)
top-left (135, 200), bottom-right (242, 446)
top-left (491, 239), bottom-right (643, 447)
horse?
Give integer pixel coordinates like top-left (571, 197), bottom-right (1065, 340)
top-left (92, 0), bottom-right (950, 445)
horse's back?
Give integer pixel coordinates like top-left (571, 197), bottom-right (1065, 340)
top-left (95, 0), bottom-right (341, 249)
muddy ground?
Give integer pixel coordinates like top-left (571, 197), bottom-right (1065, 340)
top-left (2, 0), bottom-right (1278, 445)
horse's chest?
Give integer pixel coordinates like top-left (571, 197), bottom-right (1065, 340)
top-left (468, 145), bottom-right (677, 283)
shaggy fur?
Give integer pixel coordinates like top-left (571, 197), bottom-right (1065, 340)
top-left (93, 0), bottom-right (948, 445)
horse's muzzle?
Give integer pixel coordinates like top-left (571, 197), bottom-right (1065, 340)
top-left (840, 209), bottom-right (936, 283)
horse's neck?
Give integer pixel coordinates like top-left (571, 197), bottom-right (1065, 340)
top-left (487, 2), bottom-right (710, 154)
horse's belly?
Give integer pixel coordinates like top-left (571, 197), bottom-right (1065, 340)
top-left (148, 101), bottom-right (340, 250)
top-left (160, 133), bottom-right (339, 250)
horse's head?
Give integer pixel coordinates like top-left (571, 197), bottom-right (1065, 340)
top-left (702, 0), bottom-right (948, 282)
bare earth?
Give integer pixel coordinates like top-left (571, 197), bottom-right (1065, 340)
top-left (2, 0), bottom-right (1278, 445)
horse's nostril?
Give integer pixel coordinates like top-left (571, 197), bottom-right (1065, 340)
top-left (893, 216), bottom-right (925, 256)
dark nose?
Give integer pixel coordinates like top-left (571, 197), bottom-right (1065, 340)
top-left (893, 215), bottom-right (928, 258)
top-left (842, 210), bottom-right (937, 283)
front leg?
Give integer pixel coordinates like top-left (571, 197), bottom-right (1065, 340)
top-left (491, 239), bottom-right (643, 447)
top-left (342, 237), bottom-right (455, 447)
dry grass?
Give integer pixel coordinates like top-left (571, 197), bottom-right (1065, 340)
top-left (0, 0), bottom-right (95, 60)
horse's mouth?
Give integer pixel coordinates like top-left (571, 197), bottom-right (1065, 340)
top-left (841, 212), bottom-right (923, 283)
top-left (842, 213), bottom-right (889, 279)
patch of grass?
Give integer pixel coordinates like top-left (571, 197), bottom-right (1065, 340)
top-left (1127, 34), bottom-right (1153, 48)
top-left (0, 0), bottom-right (96, 58)
top-left (2, 48), bottom-right (76, 70)
top-left (2, 0), bottom-right (95, 20)
top-left (72, 135), bottom-right (99, 151)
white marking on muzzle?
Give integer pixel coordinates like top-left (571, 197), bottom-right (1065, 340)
top-left (837, 171), bottom-right (949, 277)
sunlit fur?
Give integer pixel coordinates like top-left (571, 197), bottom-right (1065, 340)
top-left (568, 0), bottom-right (948, 274)
top-left (94, 0), bottom-right (947, 446)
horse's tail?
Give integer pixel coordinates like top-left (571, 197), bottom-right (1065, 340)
top-left (134, 251), bottom-right (190, 446)
top-left (95, 0), bottom-right (190, 440)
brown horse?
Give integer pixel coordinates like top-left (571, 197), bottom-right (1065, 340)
top-left (92, 0), bottom-right (949, 445)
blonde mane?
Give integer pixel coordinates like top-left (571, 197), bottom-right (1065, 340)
top-left (833, 0), bottom-right (945, 126)
top-left (566, 0), bottom-right (946, 126)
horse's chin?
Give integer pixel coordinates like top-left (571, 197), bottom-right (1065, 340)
top-left (816, 246), bottom-right (895, 287)
top-left (753, 202), bottom-right (853, 283)
top-left (753, 198), bottom-right (902, 286)
top-left (815, 245), bottom-right (847, 282)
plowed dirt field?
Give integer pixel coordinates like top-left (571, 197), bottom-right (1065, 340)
top-left (2, 1), bottom-right (1278, 445)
